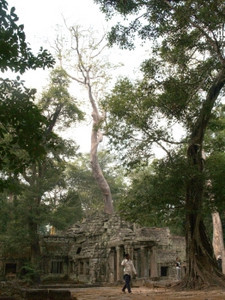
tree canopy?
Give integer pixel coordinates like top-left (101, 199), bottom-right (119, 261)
top-left (0, 0), bottom-right (55, 188)
top-left (97, 0), bottom-right (225, 163)
top-left (95, 0), bottom-right (225, 289)
top-left (0, 0), bottom-right (54, 73)
top-left (0, 0), bottom-right (55, 277)
top-left (55, 25), bottom-right (115, 214)
top-left (0, 68), bottom-right (83, 275)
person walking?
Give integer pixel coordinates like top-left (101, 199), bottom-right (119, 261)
top-left (175, 257), bottom-right (181, 280)
top-left (121, 253), bottom-right (137, 294)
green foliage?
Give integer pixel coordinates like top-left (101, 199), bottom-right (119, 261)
top-left (0, 78), bottom-right (47, 176)
top-left (0, 66), bottom-right (84, 264)
top-left (39, 68), bottom-right (84, 131)
top-left (96, 0), bottom-right (140, 17)
top-left (17, 67), bottom-right (84, 232)
top-left (49, 190), bottom-right (83, 230)
top-left (97, 0), bottom-right (225, 166)
top-left (0, 197), bottom-right (31, 257)
top-left (204, 105), bottom-right (225, 211)
top-left (96, 0), bottom-right (225, 252)
top-left (102, 76), bottom-right (187, 167)
top-left (66, 151), bottom-right (127, 215)
top-left (95, 0), bottom-right (225, 52)
top-left (119, 154), bottom-right (187, 234)
top-left (206, 153), bottom-right (225, 209)
top-left (0, 0), bottom-right (54, 73)
top-left (0, 0), bottom-right (55, 190)
top-left (204, 105), bottom-right (225, 154)
top-left (19, 262), bottom-right (41, 283)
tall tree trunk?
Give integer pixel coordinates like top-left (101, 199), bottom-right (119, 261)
top-left (89, 84), bottom-right (114, 214)
top-left (28, 219), bottom-right (41, 266)
top-left (212, 211), bottom-right (225, 274)
top-left (62, 27), bottom-right (114, 214)
top-left (28, 217), bottom-right (41, 283)
top-left (26, 164), bottom-right (42, 282)
top-left (182, 69), bottom-right (225, 288)
top-left (183, 144), bottom-right (224, 288)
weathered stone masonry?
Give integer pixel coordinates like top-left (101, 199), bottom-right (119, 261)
top-left (0, 213), bottom-right (185, 283)
top-left (40, 213), bottom-right (185, 283)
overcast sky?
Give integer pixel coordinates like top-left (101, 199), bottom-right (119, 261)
top-left (6, 0), bottom-right (115, 87)
top-left (7, 0), bottom-right (107, 37)
top-left (6, 0), bottom-right (147, 85)
top-left (6, 0), bottom-right (151, 153)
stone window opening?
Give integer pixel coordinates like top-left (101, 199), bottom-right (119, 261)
top-left (51, 261), bottom-right (63, 274)
top-left (5, 263), bottom-right (17, 275)
top-left (160, 266), bottom-right (168, 277)
top-left (76, 247), bottom-right (82, 254)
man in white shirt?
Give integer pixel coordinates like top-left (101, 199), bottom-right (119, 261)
top-left (121, 253), bottom-right (137, 293)
top-left (175, 257), bottom-right (181, 280)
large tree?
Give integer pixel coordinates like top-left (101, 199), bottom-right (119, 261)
top-left (95, 0), bottom-right (225, 288)
top-left (20, 68), bottom-right (83, 271)
top-left (0, 68), bottom-right (83, 281)
top-left (55, 26), bottom-right (114, 214)
top-left (0, 0), bottom-right (55, 187)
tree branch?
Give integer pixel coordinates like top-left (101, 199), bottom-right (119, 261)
top-left (191, 68), bottom-right (225, 144)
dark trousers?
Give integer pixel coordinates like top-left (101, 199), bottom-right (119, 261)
top-left (122, 274), bottom-right (131, 293)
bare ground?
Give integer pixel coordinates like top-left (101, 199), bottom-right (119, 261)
top-left (70, 286), bottom-right (225, 300)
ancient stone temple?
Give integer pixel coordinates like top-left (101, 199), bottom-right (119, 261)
top-left (0, 213), bottom-right (185, 282)
top-left (40, 213), bottom-right (185, 283)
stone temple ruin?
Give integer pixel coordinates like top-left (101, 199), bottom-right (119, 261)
top-left (0, 213), bottom-right (185, 283)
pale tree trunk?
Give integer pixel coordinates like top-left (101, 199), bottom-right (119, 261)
top-left (88, 84), bottom-right (114, 214)
top-left (212, 212), bottom-right (225, 274)
top-left (61, 26), bottom-right (114, 214)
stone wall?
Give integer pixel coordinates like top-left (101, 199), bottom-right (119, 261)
top-left (41, 213), bottom-right (185, 283)
top-left (0, 213), bottom-right (185, 283)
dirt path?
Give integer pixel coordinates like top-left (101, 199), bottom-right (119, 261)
top-left (70, 286), bottom-right (225, 300)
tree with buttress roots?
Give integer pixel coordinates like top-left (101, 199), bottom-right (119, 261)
top-left (94, 0), bottom-right (225, 289)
